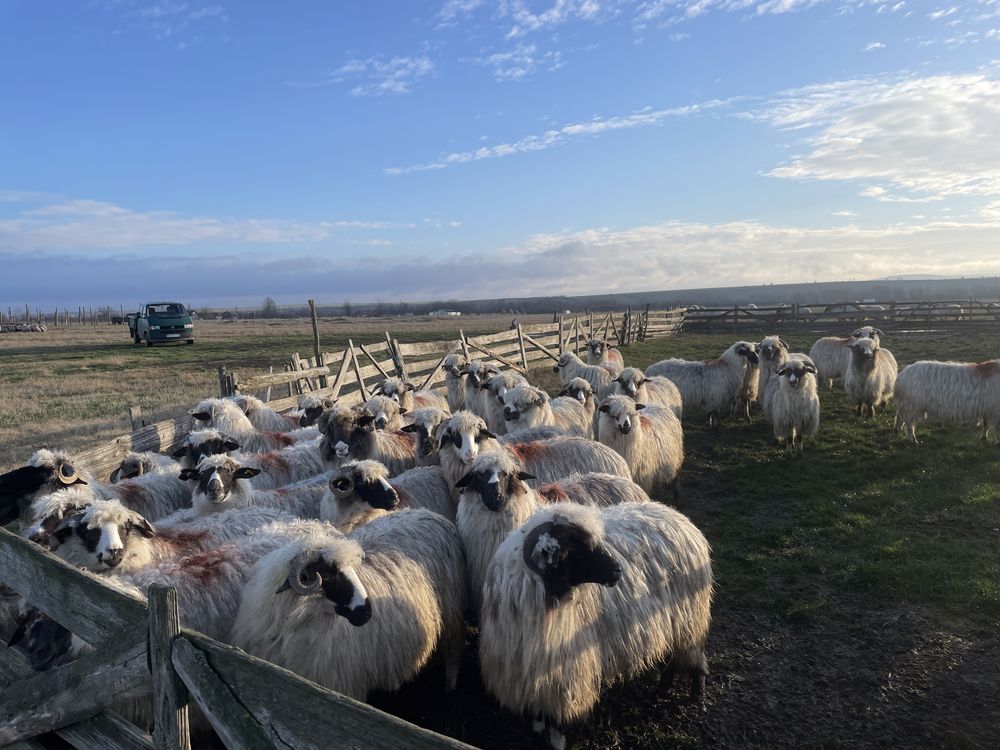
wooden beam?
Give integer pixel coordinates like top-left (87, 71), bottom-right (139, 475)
top-left (465, 338), bottom-right (526, 373)
top-left (358, 343), bottom-right (392, 380)
top-left (128, 406), bottom-right (143, 432)
top-left (516, 324), bottom-right (528, 370)
top-left (149, 586), bottom-right (191, 750)
top-left (348, 341), bottom-right (370, 401)
top-left (458, 329), bottom-right (470, 360)
top-left (419, 340), bottom-right (462, 391)
top-left (521, 333), bottom-right (560, 361)
top-left (392, 339), bottom-right (409, 381)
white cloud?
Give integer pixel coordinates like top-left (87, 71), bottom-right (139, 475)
top-left (98, 1), bottom-right (226, 41)
top-left (474, 42), bottom-right (565, 80)
top-left (859, 186), bottom-right (944, 203)
top-left (757, 74), bottom-right (1000, 201)
top-left (832, 210), bottom-right (857, 216)
top-left (290, 56), bottom-right (434, 96)
top-left (385, 99), bottom-right (729, 173)
top-left (928, 6), bottom-right (958, 20)
top-left (863, 41), bottom-right (886, 50)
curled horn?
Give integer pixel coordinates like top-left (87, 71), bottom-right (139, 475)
top-left (522, 521), bottom-right (556, 577)
top-left (279, 551), bottom-right (324, 596)
top-left (57, 462), bottom-right (79, 486)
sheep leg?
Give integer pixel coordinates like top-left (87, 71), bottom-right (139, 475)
top-left (670, 476), bottom-right (681, 502)
top-left (659, 662), bottom-right (677, 692)
top-left (442, 629), bottom-right (462, 692)
top-left (690, 651), bottom-right (709, 703)
top-left (906, 424), bottom-right (918, 444)
top-left (547, 725), bottom-right (567, 750)
top-left (532, 714), bottom-right (546, 735)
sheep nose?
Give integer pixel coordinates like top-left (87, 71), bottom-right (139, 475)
top-left (102, 548), bottom-right (124, 567)
top-left (619, 422), bottom-right (631, 434)
top-left (552, 366), bottom-right (560, 373)
top-left (375, 417), bottom-right (387, 429)
top-left (504, 408), bottom-right (517, 420)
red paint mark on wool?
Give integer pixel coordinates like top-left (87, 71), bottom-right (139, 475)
top-left (257, 452), bottom-right (290, 472)
top-left (639, 415), bottom-right (652, 431)
top-left (972, 360), bottom-right (1000, 377)
top-left (265, 432), bottom-right (295, 447)
top-left (704, 357), bottom-right (724, 367)
top-left (114, 482), bottom-right (147, 510)
top-left (179, 545), bottom-right (234, 583)
top-left (537, 483), bottom-right (569, 503)
top-left (385, 431), bottom-right (415, 448)
top-left (508, 442), bottom-right (548, 463)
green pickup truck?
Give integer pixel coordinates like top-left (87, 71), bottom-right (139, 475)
top-left (128, 302), bottom-right (195, 347)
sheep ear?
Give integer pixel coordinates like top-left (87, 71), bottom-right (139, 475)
top-left (171, 445), bottom-right (191, 458)
top-left (191, 411), bottom-right (211, 421)
top-left (398, 407), bottom-right (408, 415)
top-left (599, 403), bottom-right (610, 413)
top-left (234, 467), bottom-right (260, 479)
top-left (480, 429), bottom-right (497, 440)
top-left (179, 468), bottom-right (198, 481)
top-left (372, 382), bottom-right (385, 395)
top-left (803, 363), bottom-right (817, 374)
top-left (874, 329), bottom-right (884, 337)
top-left (109, 468), bottom-right (121, 483)
top-left (516, 471), bottom-right (536, 481)
top-left (634, 403), bottom-right (646, 411)
top-left (322, 398), bottom-right (338, 409)
top-left (130, 516), bottom-right (156, 538)
top-left (778, 339), bottom-right (789, 350)
top-left (776, 367), bottom-right (788, 376)
top-left (404, 382), bottom-right (415, 392)
top-left (223, 438), bottom-right (241, 452)
top-left (356, 414), bottom-right (376, 427)
top-left (400, 424), bottom-right (418, 433)
top-left (558, 385), bottom-right (571, 396)
top-left (455, 472), bottom-right (474, 489)
top-left (437, 428), bottom-right (453, 446)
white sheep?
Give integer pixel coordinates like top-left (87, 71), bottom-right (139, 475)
top-left (552, 352), bottom-right (614, 393)
top-left (481, 370), bottom-right (529, 435)
top-left (557, 377), bottom-right (597, 426)
top-left (596, 396), bottom-right (684, 496)
top-left (190, 398), bottom-right (319, 453)
top-left (502, 383), bottom-right (590, 437)
top-left (230, 510), bottom-right (467, 701)
top-left (455, 450), bottom-right (648, 614)
top-left (762, 360), bottom-right (820, 452)
top-left (400, 407), bottom-right (451, 466)
top-left (320, 461), bottom-right (454, 532)
top-left (585, 338), bottom-right (624, 373)
top-left (373, 376), bottom-right (450, 413)
top-left (179, 455), bottom-right (330, 518)
top-left (601, 367), bottom-right (682, 419)
top-left (443, 353), bottom-right (469, 411)
top-left (297, 395), bottom-right (337, 428)
top-left (808, 327), bottom-right (882, 389)
top-left (362, 394), bottom-right (406, 432)
top-left (317, 405), bottom-right (418, 475)
top-left (109, 452), bottom-right (179, 483)
top-left (479, 502), bottom-right (713, 750)
top-left (844, 338), bottom-right (898, 416)
top-left (461, 360), bottom-right (500, 419)
top-left (227, 394), bottom-right (300, 432)
top-left (733, 354), bottom-right (760, 422)
top-left (645, 342), bottom-right (760, 428)
top-left (756, 336), bottom-right (815, 407)
top-left (435, 412), bottom-right (632, 501)
top-left (894, 359), bottom-right (1000, 443)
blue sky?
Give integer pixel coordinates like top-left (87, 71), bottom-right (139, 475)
top-left (2, 1), bottom-right (1000, 307)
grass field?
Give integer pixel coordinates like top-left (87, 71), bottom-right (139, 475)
top-left (2, 322), bottom-right (998, 748)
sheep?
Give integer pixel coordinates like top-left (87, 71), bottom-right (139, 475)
top-left (373, 376), bottom-right (450, 413)
top-left (502, 384), bottom-right (590, 437)
top-left (844, 337), bottom-right (898, 416)
top-left (585, 338), bottom-right (624, 374)
top-left (171, 429), bottom-right (242, 471)
top-left (443, 352), bottom-right (469, 411)
top-left (596, 396), bottom-right (684, 495)
top-left (733, 354), bottom-right (759, 422)
top-left (400, 407), bottom-right (451, 466)
top-left (481, 370), bottom-right (529, 435)
top-left (455, 450), bottom-right (648, 614)
top-left (110, 452), bottom-right (180, 483)
top-left (601, 367), bottom-right (683, 419)
top-left (321, 461), bottom-right (454, 532)
top-left (479, 501), bottom-right (713, 750)
top-left (461, 360), bottom-right (500, 419)
top-left (894, 359), bottom-right (1000, 443)
top-left (297, 395), bottom-right (337, 428)
top-left (227, 394), bottom-right (300, 432)
top-left (362, 394), bottom-right (407, 432)
top-left (756, 336), bottom-right (815, 408)
top-left (645, 342), bottom-right (760, 427)
top-left (0, 449), bottom-right (93, 525)
top-left (808, 327), bottom-right (882, 389)
top-left (557, 378), bottom-right (597, 425)
top-left (762, 360), bottom-right (820, 452)
top-left (435, 412), bottom-right (632, 501)
top-left (190, 398), bottom-right (319, 454)
top-left (179, 455), bottom-right (330, 518)
top-left (552, 352), bottom-right (614, 393)
top-left (230, 509), bottom-right (467, 701)
top-left (241, 439), bottom-right (327, 491)
top-left (317, 406), bottom-right (418, 476)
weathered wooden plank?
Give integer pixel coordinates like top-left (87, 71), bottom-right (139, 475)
top-left (0, 528), bottom-right (147, 646)
top-left (518, 322), bottom-right (560, 336)
top-left (348, 341), bottom-right (371, 401)
top-left (0, 625), bottom-right (149, 746)
top-left (465, 339), bottom-right (525, 374)
top-left (458, 329), bottom-right (470, 360)
top-left (177, 632), bottom-right (476, 750)
top-left (74, 416), bottom-right (194, 480)
top-left (392, 339), bottom-right (410, 381)
top-left (522, 333), bottom-right (560, 361)
top-left (557, 317), bottom-right (564, 355)
top-left (394, 339), bottom-right (457, 357)
top-left (240, 365), bottom-right (333, 391)
top-left (149, 586), bottom-right (191, 750)
top-left (357, 343), bottom-right (393, 380)
top-left (465, 328), bottom-right (519, 346)
top-left (419, 341), bottom-right (462, 392)
top-left (327, 347), bottom-right (354, 401)
top-left (516, 324), bottom-right (528, 370)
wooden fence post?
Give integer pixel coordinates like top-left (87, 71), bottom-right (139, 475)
top-left (149, 585), bottom-right (192, 750)
top-left (516, 324), bottom-right (528, 370)
top-left (217, 367), bottom-right (228, 397)
top-left (308, 299), bottom-right (327, 388)
top-left (128, 406), bottom-right (144, 432)
top-left (558, 316), bottom-right (564, 355)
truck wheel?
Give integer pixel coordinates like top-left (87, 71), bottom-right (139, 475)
top-left (134, 333), bottom-right (141, 344)
top-left (186, 340), bottom-right (194, 345)
top-left (145, 334), bottom-right (153, 348)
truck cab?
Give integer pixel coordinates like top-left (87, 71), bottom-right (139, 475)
top-left (132, 302), bottom-right (194, 346)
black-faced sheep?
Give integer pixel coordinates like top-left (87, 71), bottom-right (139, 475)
top-left (481, 370), bottom-right (529, 435)
top-left (762, 360), bottom-right (820, 452)
top-left (400, 406), bottom-right (451, 466)
top-left (808, 327), bottom-right (882, 390)
top-left (109, 452), bottom-right (179, 483)
top-left (362, 394), bottom-right (407, 432)
top-left (601, 367), bottom-right (682, 419)
top-left (479, 502), bottom-right (713, 749)
top-left (585, 338), bottom-right (624, 373)
top-left (503, 384), bottom-right (590, 437)
top-left (0, 449), bottom-right (91, 525)
top-left (318, 405), bottom-right (418, 475)
top-left (557, 378), bottom-right (597, 426)
top-left (461, 360), bottom-right (500, 419)
top-left (373, 376), bottom-right (450, 413)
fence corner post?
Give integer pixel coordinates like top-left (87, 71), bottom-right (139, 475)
top-left (149, 584), bottom-right (192, 750)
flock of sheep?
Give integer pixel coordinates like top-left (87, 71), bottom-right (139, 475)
top-left (0, 330), bottom-right (998, 749)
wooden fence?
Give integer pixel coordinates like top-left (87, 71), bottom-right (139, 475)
top-left (223, 308), bottom-right (686, 403)
top-left (681, 299), bottom-right (1000, 331)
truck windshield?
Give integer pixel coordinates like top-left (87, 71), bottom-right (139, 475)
top-left (147, 304), bottom-right (186, 317)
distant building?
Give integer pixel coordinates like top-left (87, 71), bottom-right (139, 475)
top-left (428, 309), bottom-right (462, 318)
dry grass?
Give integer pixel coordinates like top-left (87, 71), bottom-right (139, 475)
top-left (0, 314), bottom-right (552, 470)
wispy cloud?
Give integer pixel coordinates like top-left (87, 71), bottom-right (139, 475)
top-left (98, 1), bottom-right (226, 41)
top-left (928, 6), bottom-right (958, 20)
top-left (474, 42), bottom-right (564, 81)
top-left (755, 73), bottom-right (1000, 201)
top-left (289, 55), bottom-right (434, 96)
top-left (863, 41), bottom-right (886, 50)
top-left (385, 99), bottom-right (730, 174)
top-left (832, 210), bottom-right (858, 216)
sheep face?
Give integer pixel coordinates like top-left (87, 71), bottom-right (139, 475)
top-left (444, 353), bottom-right (468, 378)
top-left (586, 339), bottom-right (609, 360)
top-left (280, 550), bottom-right (371, 627)
top-left (735, 342), bottom-right (761, 365)
top-left (319, 407), bottom-right (371, 466)
top-left (775, 360), bottom-right (817, 390)
top-left (0, 450), bottom-right (88, 525)
top-left (179, 457), bottom-right (259, 514)
top-left (558, 377), bottom-right (594, 404)
top-left (8, 609), bottom-right (78, 672)
top-left (851, 338), bottom-right (879, 368)
top-left (324, 461), bottom-right (399, 529)
top-left (851, 326), bottom-right (884, 340)
top-left (110, 454), bottom-right (148, 483)
top-left (484, 372), bottom-right (524, 405)
top-left (462, 361), bottom-right (498, 389)
top-left (374, 377), bottom-right (414, 406)
top-left (400, 408), bottom-right (448, 459)
top-left (299, 397), bottom-right (337, 428)
top-left (502, 385), bottom-right (547, 426)
top-left (455, 460), bottom-right (534, 512)
top-left (171, 431), bottom-right (241, 471)
top-left (758, 336), bottom-right (789, 363)
top-left (522, 517), bottom-right (622, 603)
top-left (49, 502), bottom-right (155, 572)
top-left (552, 352), bottom-right (578, 374)
top-left (363, 395), bottom-right (405, 431)
top-left (188, 398), bottom-right (219, 428)
top-left (598, 396), bottom-right (645, 435)
top-left (437, 414), bottom-right (497, 466)
top-left (612, 368), bottom-right (646, 399)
